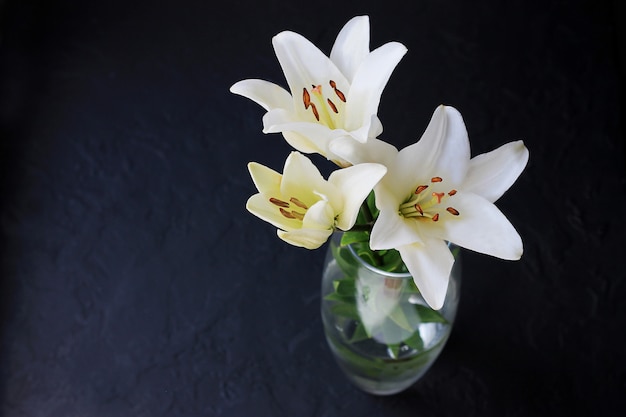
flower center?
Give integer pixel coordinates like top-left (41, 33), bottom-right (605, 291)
top-left (302, 80), bottom-right (347, 129)
top-left (399, 176), bottom-right (460, 222)
top-left (270, 196), bottom-right (309, 221)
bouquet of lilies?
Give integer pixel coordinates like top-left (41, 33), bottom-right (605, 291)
top-left (231, 16), bottom-right (528, 310)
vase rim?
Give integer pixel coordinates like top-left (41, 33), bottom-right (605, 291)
top-left (346, 243), bottom-right (412, 279)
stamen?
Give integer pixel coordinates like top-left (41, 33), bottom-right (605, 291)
top-left (448, 189), bottom-right (457, 196)
top-left (446, 207), bottom-right (460, 216)
top-left (415, 204), bottom-right (423, 215)
top-left (291, 211), bottom-right (305, 220)
top-left (329, 80), bottom-right (346, 102)
top-left (302, 88), bottom-right (311, 109)
top-left (327, 98), bottom-right (338, 113)
top-left (431, 177), bottom-right (443, 183)
top-left (432, 192), bottom-right (444, 203)
top-left (280, 208), bottom-right (297, 219)
top-left (270, 198), bottom-right (290, 208)
top-left (289, 197), bottom-right (308, 209)
top-left (432, 213), bottom-right (439, 222)
top-left (310, 102), bottom-right (320, 121)
top-left (415, 185), bottom-right (429, 194)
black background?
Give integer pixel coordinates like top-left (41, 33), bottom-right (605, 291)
top-left (1, 0), bottom-right (625, 416)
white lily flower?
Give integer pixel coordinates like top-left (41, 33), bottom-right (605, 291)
top-left (230, 16), bottom-right (407, 165)
top-left (246, 152), bottom-right (387, 249)
top-left (334, 105), bottom-right (529, 309)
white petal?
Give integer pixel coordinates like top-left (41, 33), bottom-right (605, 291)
top-left (370, 189), bottom-right (424, 249)
top-left (246, 193), bottom-right (300, 232)
top-left (344, 41), bottom-right (407, 138)
top-left (229, 79), bottom-right (293, 111)
top-left (247, 162), bottom-right (281, 195)
top-left (398, 239), bottom-right (454, 310)
top-left (330, 16), bottom-right (370, 82)
top-left (329, 136), bottom-right (398, 166)
top-left (397, 105), bottom-right (470, 188)
top-left (328, 163), bottom-right (387, 230)
top-left (463, 140), bottom-right (529, 203)
top-left (281, 152), bottom-right (339, 208)
top-left (431, 191), bottom-right (523, 260)
top-left (263, 109), bottom-right (349, 156)
top-left (277, 227), bottom-right (333, 249)
top-left (272, 31), bottom-right (349, 104)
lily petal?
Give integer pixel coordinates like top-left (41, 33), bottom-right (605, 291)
top-left (398, 238), bottom-right (454, 310)
top-left (397, 105), bottom-right (470, 188)
top-left (277, 227), bottom-right (333, 249)
top-left (263, 109), bottom-right (347, 155)
top-left (272, 31), bottom-right (349, 110)
top-left (370, 188), bottom-right (425, 249)
top-left (344, 41), bottom-right (408, 138)
top-left (248, 162), bottom-right (281, 195)
top-left (463, 140), bottom-right (529, 203)
top-left (230, 79), bottom-right (293, 111)
top-left (330, 15), bottom-right (370, 82)
top-left (246, 193), bottom-right (300, 232)
top-left (280, 152), bottom-right (339, 208)
top-left (431, 191), bottom-right (523, 260)
top-left (329, 136), bottom-right (398, 167)
top-left (328, 162), bottom-right (387, 230)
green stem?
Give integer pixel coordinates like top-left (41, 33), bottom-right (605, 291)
top-left (358, 200), bottom-right (384, 267)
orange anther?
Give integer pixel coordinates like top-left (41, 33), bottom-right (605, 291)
top-left (432, 213), bottom-right (439, 222)
top-left (415, 185), bottom-right (429, 194)
top-left (446, 207), bottom-right (460, 216)
top-left (270, 198), bottom-right (290, 208)
top-left (289, 197), bottom-right (308, 209)
top-left (280, 208), bottom-right (297, 219)
top-left (327, 98), bottom-right (338, 113)
top-left (431, 177), bottom-right (443, 183)
top-left (302, 88), bottom-right (311, 109)
top-left (448, 189), bottom-right (457, 196)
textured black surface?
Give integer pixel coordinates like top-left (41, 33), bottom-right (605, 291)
top-left (0, 0), bottom-right (625, 416)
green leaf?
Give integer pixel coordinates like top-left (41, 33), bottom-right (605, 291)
top-left (349, 322), bottom-right (371, 342)
top-left (389, 305), bottom-right (415, 333)
top-left (403, 331), bottom-right (425, 351)
top-left (414, 305), bottom-right (448, 324)
top-left (340, 230), bottom-right (370, 246)
top-left (387, 343), bottom-right (401, 359)
top-left (330, 302), bottom-right (360, 320)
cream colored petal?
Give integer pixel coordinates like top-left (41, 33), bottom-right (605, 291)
top-left (229, 79), bottom-right (293, 111)
top-left (398, 238), bottom-right (454, 310)
top-left (280, 152), bottom-right (337, 209)
top-left (277, 227), bottom-right (333, 249)
top-left (246, 193), bottom-right (300, 232)
top-left (328, 162), bottom-right (387, 230)
top-left (463, 140), bottom-right (529, 203)
top-left (302, 200), bottom-right (335, 230)
top-left (247, 162), bottom-right (281, 195)
top-left (330, 16), bottom-right (370, 82)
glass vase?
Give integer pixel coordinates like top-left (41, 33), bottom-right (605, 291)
top-left (320, 232), bottom-right (461, 395)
